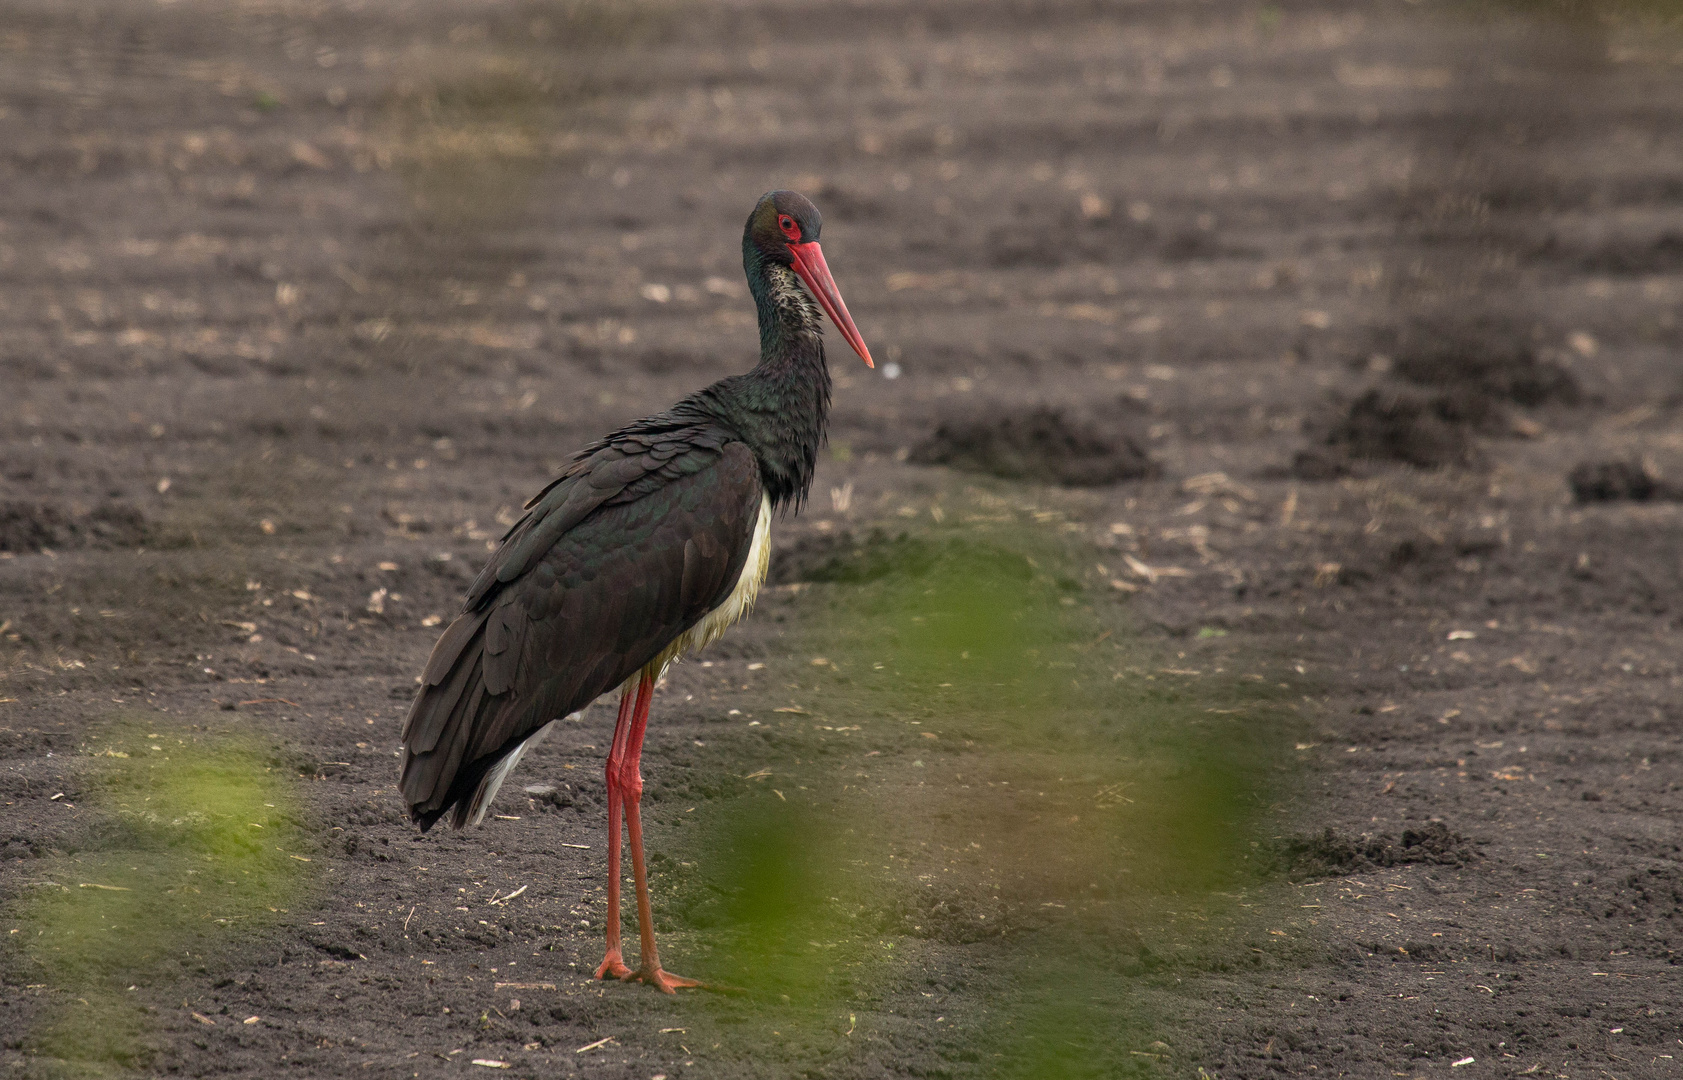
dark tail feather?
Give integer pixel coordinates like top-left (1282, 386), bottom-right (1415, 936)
top-left (422, 608), bottom-right (490, 686)
top-left (401, 610), bottom-right (497, 827)
top-left (408, 704), bottom-right (518, 833)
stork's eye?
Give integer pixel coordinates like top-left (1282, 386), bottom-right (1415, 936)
top-left (777, 214), bottom-right (800, 240)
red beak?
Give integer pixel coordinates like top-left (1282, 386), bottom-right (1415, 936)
top-left (787, 241), bottom-right (874, 368)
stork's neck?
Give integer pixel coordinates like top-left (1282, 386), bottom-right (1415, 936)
top-left (712, 248), bottom-right (831, 511)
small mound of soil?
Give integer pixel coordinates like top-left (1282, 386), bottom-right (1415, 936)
top-left (1290, 446), bottom-right (1354, 481)
top-left (1320, 386), bottom-right (1479, 470)
top-left (1329, 526), bottom-right (1504, 585)
top-left (771, 528), bottom-right (1033, 586)
top-left (1271, 822), bottom-right (1477, 879)
top-left (772, 529), bottom-right (940, 585)
top-left (1387, 529), bottom-right (1500, 571)
top-left (910, 406), bottom-right (1157, 487)
top-left (0, 501), bottom-right (148, 553)
top-left (1574, 232), bottom-right (1683, 276)
top-left (1390, 317), bottom-right (1581, 407)
top-left (1568, 459), bottom-right (1682, 503)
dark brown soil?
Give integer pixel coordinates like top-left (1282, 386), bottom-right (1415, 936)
top-left (1387, 316), bottom-right (1583, 409)
top-left (4, 2), bottom-right (1683, 1079)
top-left (1270, 822), bottom-right (1479, 879)
top-left (1568, 459), bottom-right (1683, 503)
top-left (768, 529), bottom-right (1032, 588)
top-left (910, 406), bottom-right (1157, 487)
top-left (1313, 384), bottom-right (1485, 471)
top-left (0, 502), bottom-right (149, 554)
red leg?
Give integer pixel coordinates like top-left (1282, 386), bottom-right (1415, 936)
top-left (617, 670), bottom-right (702, 993)
top-left (593, 682), bottom-right (636, 981)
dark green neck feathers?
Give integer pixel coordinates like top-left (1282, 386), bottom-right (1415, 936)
top-left (587, 210), bottom-right (833, 513)
top-left (701, 240), bottom-right (832, 511)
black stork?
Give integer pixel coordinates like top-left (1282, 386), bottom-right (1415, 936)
top-left (399, 191), bottom-right (872, 992)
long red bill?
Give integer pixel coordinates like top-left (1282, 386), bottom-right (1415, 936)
top-left (787, 241), bottom-right (874, 368)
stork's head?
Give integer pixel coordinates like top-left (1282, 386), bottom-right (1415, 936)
top-left (746, 190), bottom-right (873, 367)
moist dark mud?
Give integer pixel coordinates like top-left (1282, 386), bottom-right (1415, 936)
top-left (1571, 231), bottom-right (1683, 275)
top-left (1270, 822), bottom-right (1480, 880)
top-left (909, 406), bottom-right (1157, 487)
top-left (0, 502), bottom-right (148, 554)
top-left (1386, 315), bottom-right (1583, 408)
top-left (1306, 384), bottom-right (1482, 471)
top-left (769, 528), bottom-right (1032, 587)
top-left (1568, 459), bottom-right (1683, 503)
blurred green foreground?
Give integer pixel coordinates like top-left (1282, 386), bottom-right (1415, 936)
top-left (7, 532), bottom-right (1303, 1078)
top-left (9, 724), bottom-right (311, 1075)
top-left (663, 529), bottom-right (1306, 1078)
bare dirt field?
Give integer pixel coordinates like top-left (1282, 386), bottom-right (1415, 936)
top-left (3, 1), bottom-right (1682, 1077)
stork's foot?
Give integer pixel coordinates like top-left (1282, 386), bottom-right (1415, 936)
top-left (594, 951), bottom-right (633, 981)
top-left (625, 966), bottom-right (704, 994)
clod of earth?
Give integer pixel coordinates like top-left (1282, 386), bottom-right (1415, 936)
top-left (1568, 459), bottom-right (1682, 503)
top-left (1387, 315), bottom-right (1582, 407)
top-left (770, 529), bottom-right (1032, 587)
top-left (0, 501), bottom-right (148, 553)
top-left (1312, 385), bottom-right (1482, 471)
top-left (1270, 822), bottom-right (1477, 879)
top-left (909, 406), bottom-right (1157, 486)
top-left (1573, 230), bottom-right (1683, 275)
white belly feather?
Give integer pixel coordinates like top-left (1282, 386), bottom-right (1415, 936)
top-left (664, 491), bottom-right (772, 663)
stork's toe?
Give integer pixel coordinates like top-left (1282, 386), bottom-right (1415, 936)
top-left (594, 952), bottom-right (633, 981)
top-left (632, 966), bottom-right (704, 994)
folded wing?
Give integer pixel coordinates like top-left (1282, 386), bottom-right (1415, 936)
top-left (400, 434), bottom-right (761, 829)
